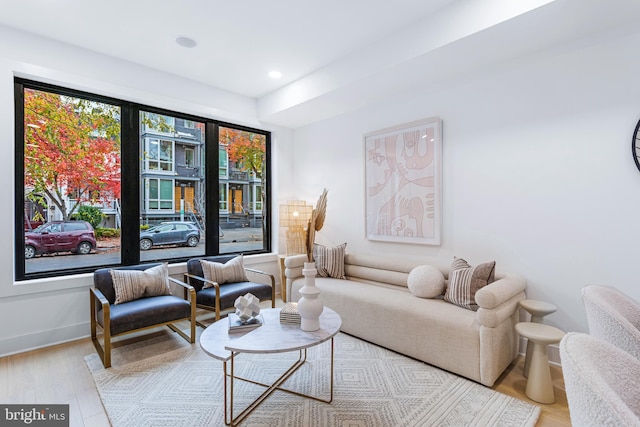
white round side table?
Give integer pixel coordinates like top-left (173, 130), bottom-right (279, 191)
top-left (515, 322), bottom-right (565, 404)
top-left (519, 299), bottom-right (557, 377)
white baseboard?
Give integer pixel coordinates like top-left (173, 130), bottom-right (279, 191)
top-left (0, 322), bottom-right (89, 358)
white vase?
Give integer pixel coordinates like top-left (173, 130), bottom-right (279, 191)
top-left (298, 261), bottom-right (323, 331)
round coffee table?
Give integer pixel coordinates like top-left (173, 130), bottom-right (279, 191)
top-left (200, 307), bottom-right (342, 426)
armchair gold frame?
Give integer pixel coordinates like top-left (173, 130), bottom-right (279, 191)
top-left (184, 266), bottom-right (276, 327)
top-left (90, 276), bottom-right (196, 368)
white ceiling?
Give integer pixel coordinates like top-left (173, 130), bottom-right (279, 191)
top-left (2, 0), bottom-right (640, 128)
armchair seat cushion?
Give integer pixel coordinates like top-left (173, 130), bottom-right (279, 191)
top-left (196, 281), bottom-right (273, 309)
top-left (98, 295), bottom-right (191, 336)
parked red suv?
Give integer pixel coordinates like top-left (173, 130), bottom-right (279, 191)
top-left (25, 220), bottom-right (97, 259)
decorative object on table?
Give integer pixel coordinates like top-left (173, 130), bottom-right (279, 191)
top-left (228, 312), bottom-right (264, 334)
top-left (228, 292), bottom-right (263, 333)
top-left (279, 302), bottom-right (301, 325)
top-left (233, 292), bottom-right (261, 321)
top-left (279, 200), bottom-right (313, 255)
top-left (298, 188), bottom-right (328, 331)
top-left (364, 117), bottom-right (442, 245)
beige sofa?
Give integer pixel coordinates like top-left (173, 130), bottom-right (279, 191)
top-left (285, 253), bottom-right (526, 387)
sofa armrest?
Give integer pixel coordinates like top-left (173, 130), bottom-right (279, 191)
top-left (284, 254), bottom-right (307, 302)
top-left (475, 274), bottom-right (526, 310)
top-left (284, 254), bottom-right (307, 281)
top-left (284, 254), bottom-right (307, 271)
top-left (477, 292), bottom-right (526, 328)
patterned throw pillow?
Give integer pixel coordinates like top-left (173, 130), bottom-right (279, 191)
top-left (313, 243), bottom-right (347, 279)
top-left (200, 255), bottom-right (249, 289)
top-left (444, 257), bottom-right (496, 311)
top-left (110, 263), bottom-right (171, 305)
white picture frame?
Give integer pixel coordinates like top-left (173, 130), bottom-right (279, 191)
top-left (364, 117), bottom-right (442, 245)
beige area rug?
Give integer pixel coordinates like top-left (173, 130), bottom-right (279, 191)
top-left (85, 331), bottom-right (540, 427)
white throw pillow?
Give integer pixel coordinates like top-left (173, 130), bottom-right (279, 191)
top-left (407, 265), bottom-right (445, 298)
top-left (110, 263), bottom-right (171, 305)
top-left (200, 255), bottom-right (249, 289)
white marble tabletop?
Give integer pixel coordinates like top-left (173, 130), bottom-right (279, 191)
top-left (200, 307), bottom-right (342, 362)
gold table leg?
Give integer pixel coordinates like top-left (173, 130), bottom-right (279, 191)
top-left (223, 337), bottom-right (334, 426)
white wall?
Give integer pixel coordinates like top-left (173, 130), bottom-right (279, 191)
top-left (0, 26), bottom-right (286, 355)
top-left (287, 25), bottom-right (640, 338)
top-left (3, 21), bottom-right (640, 359)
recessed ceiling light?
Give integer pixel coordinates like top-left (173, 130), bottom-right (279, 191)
top-left (176, 36), bottom-right (197, 48)
top-left (268, 71), bottom-right (282, 79)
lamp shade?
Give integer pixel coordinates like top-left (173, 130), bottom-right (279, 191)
top-left (279, 200), bottom-right (313, 255)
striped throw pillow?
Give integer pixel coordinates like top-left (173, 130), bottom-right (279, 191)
top-left (313, 243), bottom-right (347, 279)
top-left (200, 255), bottom-right (249, 288)
top-left (110, 263), bottom-right (171, 305)
top-left (444, 257), bottom-right (495, 311)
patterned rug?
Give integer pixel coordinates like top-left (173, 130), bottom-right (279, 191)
top-left (85, 332), bottom-right (540, 427)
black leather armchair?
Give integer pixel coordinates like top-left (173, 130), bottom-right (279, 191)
top-left (90, 263), bottom-right (196, 368)
top-left (185, 255), bottom-right (275, 326)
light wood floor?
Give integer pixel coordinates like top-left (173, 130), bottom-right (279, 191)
top-left (0, 316), bottom-right (570, 427)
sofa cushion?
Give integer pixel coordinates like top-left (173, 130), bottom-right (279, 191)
top-left (313, 243), bottom-right (346, 279)
top-left (408, 265), bottom-right (445, 298)
top-left (444, 257), bottom-right (495, 311)
top-left (200, 255), bottom-right (249, 288)
top-left (110, 263), bottom-right (171, 305)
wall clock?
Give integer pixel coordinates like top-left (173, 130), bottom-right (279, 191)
top-left (634, 119), bottom-right (640, 172)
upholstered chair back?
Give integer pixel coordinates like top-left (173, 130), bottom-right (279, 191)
top-left (560, 332), bottom-right (640, 426)
top-left (94, 263), bottom-right (162, 305)
top-left (582, 284), bottom-right (640, 359)
top-left (186, 255), bottom-right (236, 292)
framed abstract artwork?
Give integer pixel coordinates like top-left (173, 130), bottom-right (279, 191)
top-left (364, 117), bottom-right (442, 245)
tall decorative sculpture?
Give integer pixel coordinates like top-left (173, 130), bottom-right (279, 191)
top-left (297, 189), bottom-right (328, 331)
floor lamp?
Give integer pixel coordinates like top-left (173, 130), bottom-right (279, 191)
top-left (279, 200), bottom-right (313, 255)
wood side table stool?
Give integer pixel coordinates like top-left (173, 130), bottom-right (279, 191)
top-left (519, 299), bottom-right (557, 377)
top-left (515, 322), bottom-right (565, 404)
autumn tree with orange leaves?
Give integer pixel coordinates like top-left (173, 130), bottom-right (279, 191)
top-left (219, 127), bottom-right (266, 181)
top-left (24, 89), bottom-right (121, 221)
top-left (219, 126), bottom-right (267, 223)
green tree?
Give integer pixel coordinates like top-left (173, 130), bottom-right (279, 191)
top-left (74, 205), bottom-right (105, 229)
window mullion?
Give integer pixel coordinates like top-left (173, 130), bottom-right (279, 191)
top-left (120, 103), bottom-right (140, 266)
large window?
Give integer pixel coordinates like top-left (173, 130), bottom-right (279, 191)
top-left (15, 79), bottom-right (271, 280)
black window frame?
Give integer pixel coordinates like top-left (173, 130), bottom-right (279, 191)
top-left (14, 78), bottom-right (271, 281)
